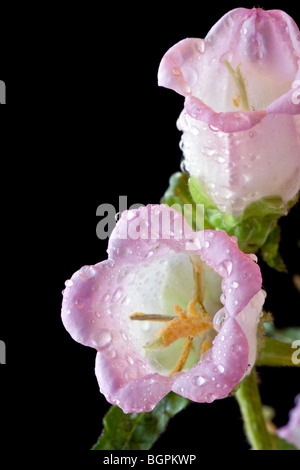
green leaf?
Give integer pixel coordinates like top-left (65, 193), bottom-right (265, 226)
top-left (260, 225), bottom-right (286, 272)
top-left (161, 172), bottom-right (206, 230)
top-left (92, 392), bottom-right (190, 450)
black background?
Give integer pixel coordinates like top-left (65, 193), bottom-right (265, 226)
top-left (1, 0), bottom-right (300, 454)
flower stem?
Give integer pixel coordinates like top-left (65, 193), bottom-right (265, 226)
top-left (235, 369), bottom-right (276, 450)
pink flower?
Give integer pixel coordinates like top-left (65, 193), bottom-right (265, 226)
top-left (62, 205), bottom-right (265, 413)
top-left (158, 8), bottom-right (300, 216)
top-left (277, 395), bottom-right (300, 449)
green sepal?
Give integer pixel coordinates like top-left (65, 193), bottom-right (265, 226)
top-left (92, 392), bottom-right (190, 450)
top-left (189, 176), bottom-right (298, 269)
top-left (161, 172), bottom-right (205, 231)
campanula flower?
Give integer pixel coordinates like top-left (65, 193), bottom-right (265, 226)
top-left (62, 205), bottom-right (265, 413)
top-left (158, 8), bottom-right (300, 215)
top-left (277, 394), bottom-right (300, 449)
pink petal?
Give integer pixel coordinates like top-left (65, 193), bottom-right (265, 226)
top-left (184, 95), bottom-right (267, 132)
top-left (172, 317), bottom-right (249, 402)
top-left (277, 395), bottom-right (300, 449)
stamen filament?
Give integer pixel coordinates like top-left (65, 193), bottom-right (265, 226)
top-left (129, 313), bottom-right (176, 322)
top-left (223, 60), bottom-right (250, 110)
top-left (168, 337), bottom-right (194, 377)
top-left (190, 256), bottom-right (205, 304)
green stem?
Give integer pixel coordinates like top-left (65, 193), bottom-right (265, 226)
top-left (235, 369), bottom-right (275, 450)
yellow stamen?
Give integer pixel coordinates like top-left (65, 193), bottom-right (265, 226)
top-left (155, 300), bottom-right (213, 348)
top-left (232, 94), bottom-right (240, 108)
top-left (129, 312), bottom-right (175, 322)
top-left (201, 339), bottom-right (211, 356)
top-left (168, 337), bottom-right (193, 377)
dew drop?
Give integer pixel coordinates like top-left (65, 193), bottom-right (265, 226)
top-left (231, 281), bottom-right (239, 289)
top-left (196, 39), bottom-right (205, 54)
top-left (92, 329), bottom-right (112, 350)
top-left (192, 375), bottom-right (207, 386)
top-left (250, 253), bottom-right (258, 263)
top-left (65, 279), bottom-right (73, 287)
top-left (216, 364), bottom-right (225, 374)
top-left (102, 293), bottom-right (111, 303)
top-left (115, 212), bottom-right (121, 222)
top-left (127, 354), bottom-right (134, 365)
top-left (204, 241), bottom-right (210, 248)
top-left (209, 124), bottom-right (220, 132)
top-left (79, 265), bottom-right (96, 279)
top-left (213, 309), bottom-right (227, 331)
top-left (230, 343), bottom-right (242, 354)
top-left (113, 287), bottom-right (123, 302)
top-left (204, 393), bottom-right (214, 403)
top-left (180, 159), bottom-right (188, 173)
top-left (218, 259), bottom-right (233, 277)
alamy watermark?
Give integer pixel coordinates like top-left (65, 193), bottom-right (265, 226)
top-left (0, 81), bottom-right (6, 104)
top-left (0, 340), bottom-right (6, 364)
top-left (96, 196), bottom-right (204, 249)
top-left (292, 340), bottom-right (300, 365)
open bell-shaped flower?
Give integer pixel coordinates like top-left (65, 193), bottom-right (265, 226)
top-left (277, 394), bottom-right (300, 449)
top-left (61, 204), bottom-right (265, 413)
top-left (158, 8), bottom-right (300, 216)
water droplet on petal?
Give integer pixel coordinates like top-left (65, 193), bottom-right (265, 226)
top-left (65, 279), bottom-right (73, 287)
top-left (231, 281), bottom-right (239, 289)
top-left (231, 343), bottom-right (242, 354)
top-left (79, 265), bottom-right (96, 279)
top-left (213, 309), bottom-right (227, 331)
top-left (92, 329), bottom-right (112, 350)
top-left (196, 39), bottom-right (205, 53)
top-left (127, 354), bottom-right (134, 365)
top-left (216, 364), bottom-right (225, 374)
top-left (218, 259), bottom-right (233, 277)
top-left (250, 253), bottom-right (258, 263)
top-left (204, 241), bottom-right (210, 248)
top-left (192, 375), bottom-right (207, 386)
top-left (204, 393), bottom-right (214, 403)
top-left (113, 287), bottom-right (123, 302)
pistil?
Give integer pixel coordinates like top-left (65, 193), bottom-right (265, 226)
top-left (223, 60), bottom-right (250, 110)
